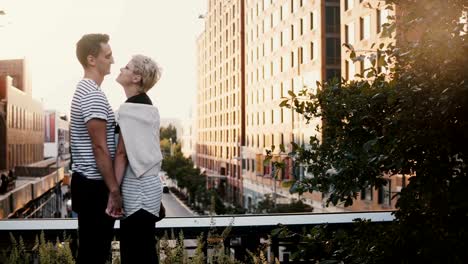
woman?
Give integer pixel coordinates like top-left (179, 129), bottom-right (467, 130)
top-left (106, 54), bottom-right (163, 263)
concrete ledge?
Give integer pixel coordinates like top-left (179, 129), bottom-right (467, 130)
top-left (0, 211), bottom-right (394, 231)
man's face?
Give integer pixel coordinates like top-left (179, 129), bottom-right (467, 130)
top-left (95, 42), bottom-right (114, 76)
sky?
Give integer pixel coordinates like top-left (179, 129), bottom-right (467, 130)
top-left (0, 0), bottom-right (206, 120)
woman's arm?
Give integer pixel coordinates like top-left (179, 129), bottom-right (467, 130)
top-left (114, 133), bottom-right (127, 186)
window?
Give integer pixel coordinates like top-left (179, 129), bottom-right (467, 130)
top-left (360, 16), bottom-right (371, 40)
top-left (291, 24), bottom-right (294, 40)
top-left (300, 18), bottom-right (304, 35)
top-left (378, 180), bottom-right (391, 205)
top-left (345, 0), bottom-right (354, 11)
top-left (298, 46), bottom-right (303, 64)
top-left (377, 9), bottom-right (389, 33)
top-left (346, 22), bottom-right (355, 44)
top-left (310, 12), bottom-right (314, 30)
top-left (291, 51), bottom-right (295, 67)
top-left (361, 186), bottom-right (373, 201)
top-left (326, 38), bottom-right (340, 64)
top-left (326, 69), bottom-right (341, 81)
top-left (310, 42), bottom-right (314, 60)
top-left (345, 60), bottom-right (356, 80)
top-left (325, 6), bottom-right (340, 33)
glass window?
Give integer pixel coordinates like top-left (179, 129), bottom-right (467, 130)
top-left (347, 22), bottom-right (355, 45)
top-left (345, 0), bottom-right (354, 11)
top-left (326, 38), bottom-right (341, 65)
top-left (377, 9), bottom-right (389, 33)
top-left (360, 15), bottom-right (371, 40)
top-left (325, 6), bottom-right (340, 33)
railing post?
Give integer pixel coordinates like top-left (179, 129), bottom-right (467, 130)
top-left (202, 232), bottom-right (208, 261)
top-left (271, 235), bottom-right (279, 262)
top-left (236, 233), bottom-right (259, 262)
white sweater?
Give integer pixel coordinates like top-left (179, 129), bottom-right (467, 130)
top-left (116, 102), bottom-right (163, 217)
top-left (116, 103), bottom-right (163, 178)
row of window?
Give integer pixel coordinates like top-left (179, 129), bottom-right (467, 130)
top-left (200, 92), bottom-right (238, 113)
top-left (7, 143), bottom-right (43, 169)
top-left (7, 104), bottom-right (43, 131)
top-left (198, 128), bottom-right (240, 144)
top-left (197, 144), bottom-right (240, 160)
top-left (204, 28), bottom-right (239, 63)
top-left (247, 11), bottom-right (314, 46)
top-left (345, 9), bottom-right (389, 44)
top-left (344, 0), bottom-right (366, 12)
top-left (196, 157), bottom-right (242, 179)
top-left (247, 43), bottom-right (314, 86)
top-left (245, 131), bottom-right (307, 149)
top-left (201, 56), bottom-right (239, 91)
top-left (247, 0), bottom-right (306, 26)
top-left (207, 1), bottom-right (238, 29)
top-left (360, 180), bottom-right (392, 206)
top-left (199, 110), bottom-right (240, 130)
top-left (344, 56), bottom-right (387, 80)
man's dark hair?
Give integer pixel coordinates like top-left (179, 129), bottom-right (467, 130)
top-left (76, 33), bottom-right (110, 67)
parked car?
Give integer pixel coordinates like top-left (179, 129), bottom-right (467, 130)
top-left (162, 181), bottom-right (169, 193)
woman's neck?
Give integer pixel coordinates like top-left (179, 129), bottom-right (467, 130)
top-left (124, 85), bottom-right (142, 98)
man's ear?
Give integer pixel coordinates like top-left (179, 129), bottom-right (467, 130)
top-left (87, 55), bottom-right (96, 67)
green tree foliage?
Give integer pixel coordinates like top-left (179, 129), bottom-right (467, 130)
top-left (160, 124), bottom-right (178, 143)
top-left (277, 0), bottom-right (467, 262)
top-left (255, 194), bottom-right (313, 214)
top-left (162, 152), bottom-right (206, 206)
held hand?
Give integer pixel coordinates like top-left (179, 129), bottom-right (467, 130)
top-left (105, 191), bottom-right (124, 218)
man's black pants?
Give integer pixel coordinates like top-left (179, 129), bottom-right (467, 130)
top-left (120, 209), bottom-right (159, 264)
top-left (71, 172), bottom-right (115, 264)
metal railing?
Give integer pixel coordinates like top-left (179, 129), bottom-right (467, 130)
top-left (0, 212), bottom-right (394, 262)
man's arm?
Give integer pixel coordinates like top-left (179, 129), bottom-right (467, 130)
top-left (87, 119), bottom-right (122, 214)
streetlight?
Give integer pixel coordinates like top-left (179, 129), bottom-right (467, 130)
top-left (169, 138), bottom-right (174, 156)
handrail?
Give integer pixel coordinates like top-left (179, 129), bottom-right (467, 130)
top-left (0, 211), bottom-right (394, 231)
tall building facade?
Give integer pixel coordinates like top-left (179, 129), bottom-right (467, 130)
top-left (341, 0), bottom-right (393, 81)
top-left (196, 0), bottom-right (246, 205)
top-left (340, 0), bottom-right (401, 210)
top-left (0, 59), bottom-right (44, 172)
top-left (196, 0), bottom-right (401, 212)
top-left (242, 0), bottom-right (341, 211)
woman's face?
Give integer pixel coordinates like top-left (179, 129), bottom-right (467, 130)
top-left (116, 61), bottom-right (140, 87)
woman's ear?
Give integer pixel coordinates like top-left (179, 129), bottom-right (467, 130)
top-left (133, 74), bottom-right (142, 85)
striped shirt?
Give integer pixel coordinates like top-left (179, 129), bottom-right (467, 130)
top-left (70, 79), bottom-right (116, 180)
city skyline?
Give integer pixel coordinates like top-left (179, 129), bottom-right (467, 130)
top-left (0, 0), bottom-right (206, 120)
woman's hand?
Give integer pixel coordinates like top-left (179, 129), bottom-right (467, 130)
top-left (105, 190), bottom-right (124, 218)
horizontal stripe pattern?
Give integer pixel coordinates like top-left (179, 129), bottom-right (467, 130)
top-left (70, 79), bottom-right (116, 180)
top-left (121, 165), bottom-right (163, 218)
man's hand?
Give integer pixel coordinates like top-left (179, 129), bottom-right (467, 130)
top-left (105, 190), bottom-right (124, 218)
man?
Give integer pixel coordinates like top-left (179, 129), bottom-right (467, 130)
top-left (70, 33), bottom-right (122, 264)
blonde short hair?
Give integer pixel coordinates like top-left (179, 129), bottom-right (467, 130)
top-left (131, 55), bottom-right (162, 92)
